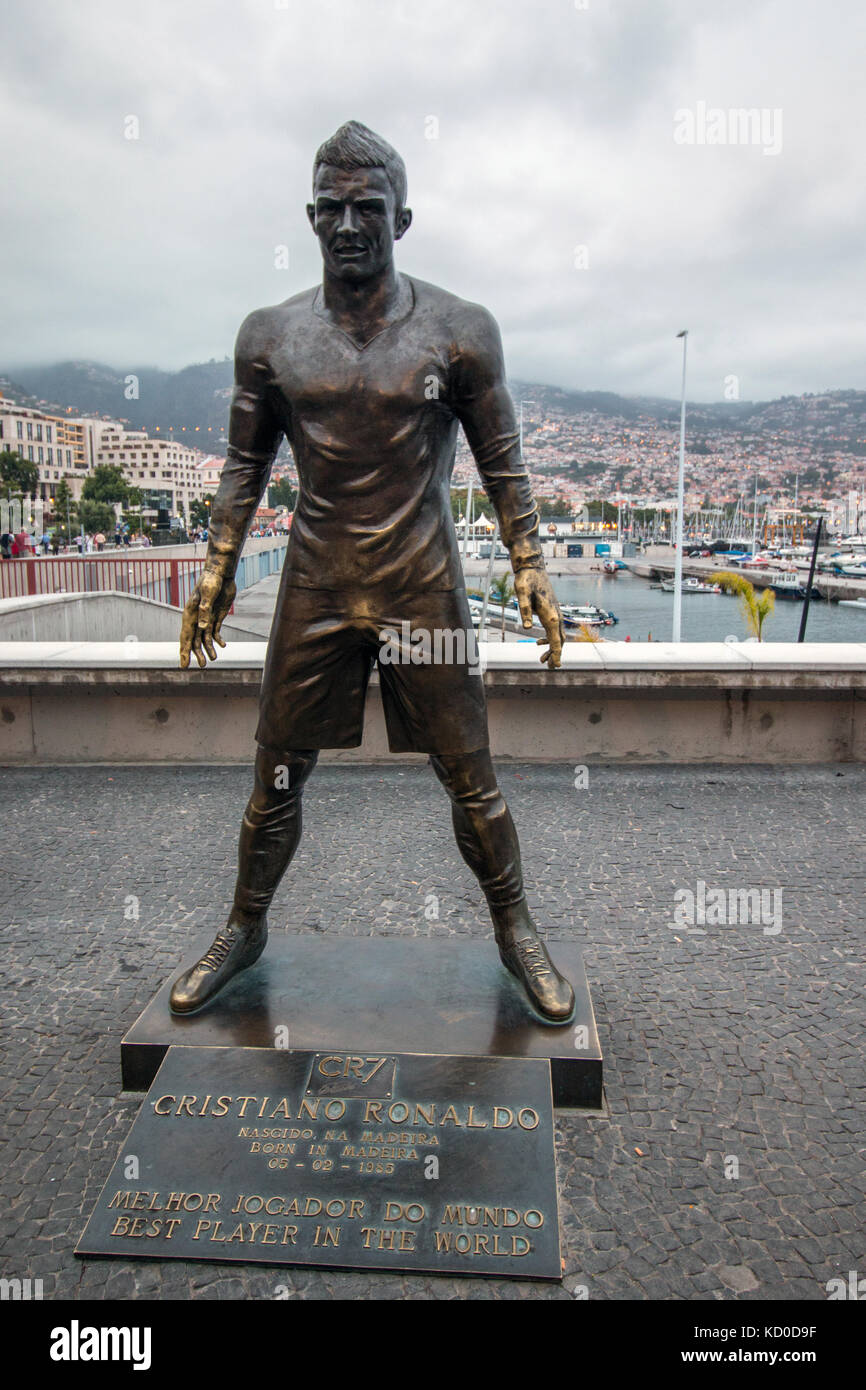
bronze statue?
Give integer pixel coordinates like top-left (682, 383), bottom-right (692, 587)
top-left (172, 122), bottom-right (574, 1024)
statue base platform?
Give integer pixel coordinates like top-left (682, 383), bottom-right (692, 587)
top-left (121, 933), bottom-right (602, 1109)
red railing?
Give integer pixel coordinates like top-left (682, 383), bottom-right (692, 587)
top-left (0, 555), bottom-right (205, 608)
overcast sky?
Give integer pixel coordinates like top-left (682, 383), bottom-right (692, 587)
top-left (2, 0), bottom-right (863, 401)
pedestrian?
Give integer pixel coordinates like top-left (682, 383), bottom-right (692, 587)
top-left (0, 531), bottom-right (12, 560)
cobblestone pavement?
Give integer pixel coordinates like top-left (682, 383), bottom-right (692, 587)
top-left (1, 762), bottom-right (863, 1301)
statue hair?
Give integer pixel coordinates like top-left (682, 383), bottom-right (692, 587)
top-left (313, 121), bottom-right (407, 210)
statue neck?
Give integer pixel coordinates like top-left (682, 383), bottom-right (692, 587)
top-left (320, 263), bottom-right (405, 332)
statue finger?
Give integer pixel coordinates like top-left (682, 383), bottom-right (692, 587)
top-left (190, 623), bottom-right (207, 669)
top-left (212, 606), bottom-right (229, 649)
top-left (517, 592), bottom-right (534, 628)
top-left (179, 604), bottom-right (199, 670)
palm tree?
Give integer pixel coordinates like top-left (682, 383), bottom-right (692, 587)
top-left (490, 573), bottom-right (514, 637)
top-left (710, 571), bottom-right (776, 641)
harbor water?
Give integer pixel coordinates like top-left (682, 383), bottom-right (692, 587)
top-left (549, 571), bottom-right (866, 643)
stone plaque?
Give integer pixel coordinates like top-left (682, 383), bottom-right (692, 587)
top-left (77, 1045), bottom-right (562, 1280)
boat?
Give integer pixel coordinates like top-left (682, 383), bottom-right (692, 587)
top-left (839, 596), bottom-right (866, 609)
top-left (659, 576), bottom-right (722, 595)
top-left (467, 597), bottom-right (544, 632)
top-left (560, 603), bottom-right (618, 628)
top-left (738, 567), bottom-right (821, 600)
top-left (601, 559), bottom-right (626, 574)
top-left (467, 596), bottom-right (618, 634)
top-left (819, 551), bottom-right (866, 575)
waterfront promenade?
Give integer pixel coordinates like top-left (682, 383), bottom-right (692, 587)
top-left (2, 761), bottom-right (862, 1300)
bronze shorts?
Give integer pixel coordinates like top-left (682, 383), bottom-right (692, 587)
top-left (255, 583), bottom-right (489, 754)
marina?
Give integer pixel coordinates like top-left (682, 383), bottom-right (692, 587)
top-left (546, 570), bottom-right (866, 643)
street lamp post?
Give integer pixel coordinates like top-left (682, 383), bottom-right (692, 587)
top-left (461, 476), bottom-right (474, 561)
top-left (672, 330), bottom-right (688, 642)
top-left (479, 522), bottom-right (500, 639)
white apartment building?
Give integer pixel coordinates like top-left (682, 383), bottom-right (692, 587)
top-left (0, 401), bottom-right (212, 517)
top-left (96, 425), bottom-right (211, 515)
top-left (194, 455), bottom-right (224, 492)
top-left (0, 401), bottom-right (105, 499)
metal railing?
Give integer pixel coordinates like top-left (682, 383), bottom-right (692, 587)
top-left (0, 543), bottom-right (286, 608)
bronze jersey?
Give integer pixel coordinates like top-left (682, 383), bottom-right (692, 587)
top-left (208, 274), bottom-right (542, 596)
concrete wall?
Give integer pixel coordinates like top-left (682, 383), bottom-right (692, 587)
top-left (1, 640), bottom-right (864, 764)
top-left (61, 535), bottom-right (290, 561)
top-left (0, 593), bottom-right (262, 643)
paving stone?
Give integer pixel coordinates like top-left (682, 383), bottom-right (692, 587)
top-left (1, 763), bottom-right (863, 1300)
top-left (718, 1264), bottom-right (760, 1292)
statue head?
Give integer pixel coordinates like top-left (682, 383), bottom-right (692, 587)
top-left (307, 121), bottom-right (412, 282)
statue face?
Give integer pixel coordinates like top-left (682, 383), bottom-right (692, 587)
top-left (307, 164), bottom-right (411, 282)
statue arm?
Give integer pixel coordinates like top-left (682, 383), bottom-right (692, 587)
top-left (180, 313), bottom-right (283, 669)
top-left (451, 306), bottom-right (543, 572)
top-left (451, 307), bottom-right (564, 667)
top-left (205, 313), bottom-right (284, 580)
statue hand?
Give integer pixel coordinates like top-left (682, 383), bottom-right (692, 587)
top-left (513, 565), bottom-right (565, 669)
top-left (179, 565), bottom-right (237, 669)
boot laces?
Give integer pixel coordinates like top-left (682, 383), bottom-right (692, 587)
top-left (199, 930), bottom-right (236, 973)
top-left (514, 938), bottom-right (552, 981)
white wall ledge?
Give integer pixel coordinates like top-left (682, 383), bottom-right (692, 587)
top-left (1, 640), bottom-right (866, 673)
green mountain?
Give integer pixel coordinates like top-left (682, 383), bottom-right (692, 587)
top-left (4, 361), bottom-right (866, 464)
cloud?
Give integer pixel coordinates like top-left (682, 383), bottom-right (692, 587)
top-left (1, 0), bottom-right (863, 400)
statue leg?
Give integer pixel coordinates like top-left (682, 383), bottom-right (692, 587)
top-left (169, 745), bottom-right (318, 1014)
top-left (428, 748), bottom-right (574, 1023)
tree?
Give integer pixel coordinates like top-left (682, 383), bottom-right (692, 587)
top-left (537, 497), bottom-right (569, 518)
top-left (269, 477), bottom-right (297, 511)
top-left (190, 496), bottom-right (209, 527)
top-left (586, 499), bottom-right (618, 525)
top-left (490, 573), bottom-right (514, 636)
top-left (0, 449), bottom-right (38, 496)
top-left (48, 478), bottom-right (75, 539)
top-left (710, 571), bottom-right (776, 641)
top-left (189, 494), bottom-right (214, 528)
top-left (119, 486), bottom-right (144, 534)
top-left (450, 488), bottom-right (494, 523)
top-left (82, 464), bottom-right (129, 505)
top-left (51, 477), bottom-right (73, 515)
top-left (77, 500), bottom-right (117, 536)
